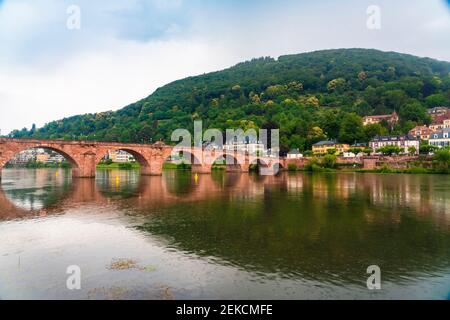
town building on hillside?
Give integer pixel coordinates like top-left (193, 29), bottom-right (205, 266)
top-left (47, 154), bottom-right (65, 163)
top-left (363, 112), bottom-right (399, 126)
top-left (8, 149), bottom-right (37, 165)
top-left (312, 141), bottom-right (350, 155)
top-left (429, 119), bottom-right (450, 131)
top-left (287, 149), bottom-right (303, 159)
top-left (429, 128), bottom-right (450, 148)
top-left (350, 142), bottom-right (368, 150)
top-left (369, 135), bottom-right (420, 154)
top-left (36, 153), bottom-right (50, 163)
top-left (427, 106), bottom-right (449, 117)
top-left (409, 125), bottom-right (432, 141)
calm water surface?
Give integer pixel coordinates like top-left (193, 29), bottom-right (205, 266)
top-left (0, 168), bottom-right (449, 300)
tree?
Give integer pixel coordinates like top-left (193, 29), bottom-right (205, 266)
top-left (408, 146), bottom-right (417, 155)
top-left (321, 154), bottom-right (337, 168)
top-left (434, 149), bottom-right (450, 168)
top-left (363, 123), bottom-right (388, 141)
top-left (384, 90), bottom-right (408, 111)
top-left (399, 101), bottom-right (430, 124)
top-left (338, 113), bottom-right (364, 144)
top-left (377, 145), bottom-right (402, 156)
top-left (307, 126), bottom-right (326, 140)
top-left (327, 78), bottom-right (346, 93)
top-left (425, 93), bottom-right (449, 107)
top-left (362, 148), bottom-right (373, 155)
top-left (327, 148), bottom-right (337, 155)
top-left (420, 144), bottom-right (437, 155)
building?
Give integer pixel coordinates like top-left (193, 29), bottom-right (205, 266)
top-left (47, 154), bottom-right (65, 164)
top-left (223, 140), bottom-right (265, 156)
top-left (350, 143), bottom-right (368, 150)
top-left (312, 141), bottom-right (350, 155)
top-left (107, 150), bottom-right (135, 163)
top-left (369, 135), bottom-right (420, 154)
top-left (429, 119), bottom-right (450, 131)
top-left (8, 149), bottom-right (37, 165)
top-left (427, 106), bottom-right (449, 117)
top-left (363, 112), bottom-right (399, 126)
top-left (409, 125), bottom-right (432, 141)
top-left (429, 128), bottom-right (450, 148)
top-left (287, 149), bottom-right (303, 159)
top-left (36, 153), bottom-right (50, 163)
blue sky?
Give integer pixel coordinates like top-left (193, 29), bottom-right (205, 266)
top-left (1, 0), bottom-right (450, 134)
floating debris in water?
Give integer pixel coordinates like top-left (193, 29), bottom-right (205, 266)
top-left (143, 264), bottom-right (158, 272)
top-left (107, 258), bottom-right (139, 270)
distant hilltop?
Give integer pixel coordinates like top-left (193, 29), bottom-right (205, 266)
top-left (8, 48), bottom-right (450, 154)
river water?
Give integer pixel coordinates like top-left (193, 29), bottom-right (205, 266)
top-left (0, 168), bottom-right (449, 300)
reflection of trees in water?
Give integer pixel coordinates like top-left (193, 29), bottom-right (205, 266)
top-left (164, 170), bottom-right (196, 195)
top-left (210, 172), bottom-right (241, 189)
top-left (137, 174), bottom-right (450, 285)
top-left (1, 169), bottom-right (72, 211)
top-left (4, 185), bottom-right (72, 211)
top-left (95, 169), bottom-right (141, 199)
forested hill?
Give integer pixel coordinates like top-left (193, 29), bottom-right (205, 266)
top-left (9, 48), bottom-right (450, 153)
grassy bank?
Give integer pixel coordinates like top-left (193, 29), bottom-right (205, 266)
top-left (97, 162), bottom-right (140, 170)
top-left (6, 161), bottom-right (71, 169)
top-left (163, 162), bottom-right (191, 170)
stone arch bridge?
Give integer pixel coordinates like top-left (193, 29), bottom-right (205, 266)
top-left (0, 138), bottom-right (304, 179)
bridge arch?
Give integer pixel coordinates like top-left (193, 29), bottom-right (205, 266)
top-left (211, 152), bottom-right (244, 172)
top-left (97, 147), bottom-right (150, 167)
top-left (0, 144), bottom-right (81, 180)
top-left (163, 149), bottom-right (207, 173)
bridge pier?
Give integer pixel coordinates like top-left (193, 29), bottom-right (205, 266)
top-left (72, 152), bottom-right (97, 178)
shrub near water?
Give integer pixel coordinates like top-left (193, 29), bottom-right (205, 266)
top-left (305, 155), bottom-right (337, 171)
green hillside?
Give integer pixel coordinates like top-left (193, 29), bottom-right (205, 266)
top-left (9, 48), bottom-right (450, 153)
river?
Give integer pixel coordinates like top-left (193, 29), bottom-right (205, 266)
top-left (0, 168), bottom-right (449, 299)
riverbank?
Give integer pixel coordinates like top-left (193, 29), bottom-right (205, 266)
top-left (287, 165), bottom-right (450, 174)
top-left (97, 162), bottom-right (140, 170)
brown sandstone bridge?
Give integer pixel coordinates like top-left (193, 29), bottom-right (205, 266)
top-left (0, 138), bottom-right (304, 179)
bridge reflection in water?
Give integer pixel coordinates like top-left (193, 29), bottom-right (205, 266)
top-left (0, 168), bottom-right (449, 299)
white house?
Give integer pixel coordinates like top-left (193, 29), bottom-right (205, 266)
top-left (429, 128), bottom-right (450, 148)
top-left (287, 149), bottom-right (303, 159)
top-left (369, 135), bottom-right (420, 154)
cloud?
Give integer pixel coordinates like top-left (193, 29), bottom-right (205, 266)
top-left (1, 0), bottom-right (450, 135)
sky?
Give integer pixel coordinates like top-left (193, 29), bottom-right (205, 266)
top-left (1, 0), bottom-right (450, 135)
